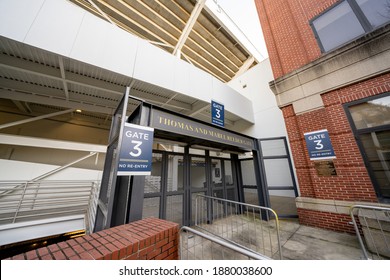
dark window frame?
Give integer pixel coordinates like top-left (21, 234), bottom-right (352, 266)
top-left (343, 92), bottom-right (390, 203)
top-left (310, 0), bottom-right (390, 53)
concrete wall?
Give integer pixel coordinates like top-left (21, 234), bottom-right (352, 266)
top-left (228, 59), bottom-right (298, 198)
top-left (228, 59), bottom-right (289, 139)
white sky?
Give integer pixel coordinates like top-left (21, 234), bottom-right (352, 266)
top-left (214, 0), bottom-right (268, 59)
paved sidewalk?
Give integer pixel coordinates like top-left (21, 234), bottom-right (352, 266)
top-left (278, 219), bottom-right (363, 260)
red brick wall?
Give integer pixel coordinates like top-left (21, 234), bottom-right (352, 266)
top-left (283, 73), bottom-right (390, 231)
top-left (255, 0), bottom-right (339, 78)
top-left (256, 0), bottom-right (390, 233)
top-left (5, 218), bottom-right (179, 260)
top-left (284, 74), bottom-right (390, 203)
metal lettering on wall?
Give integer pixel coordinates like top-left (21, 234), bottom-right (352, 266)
top-left (151, 109), bottom-right (254, 150)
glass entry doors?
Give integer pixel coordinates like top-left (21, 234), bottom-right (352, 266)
top-left (143, 151), bottom-right (185, 225)
top-left (143, 146), bottom-right (238, 226)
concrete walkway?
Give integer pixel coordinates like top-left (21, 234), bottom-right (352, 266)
top-left (181, 217), bottom-right (366, 260)
top-left (278, 219), bottom-right (363, 260)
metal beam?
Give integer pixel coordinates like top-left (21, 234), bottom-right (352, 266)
top-left (0, 53), bottom-right (125, 94)
top-left (188, 101), bottom-right (209, 117)
top-left (233, 56), bottom-right (255, 79)
top-left (58, 57), bottom-right (70, 100)
top-left (0, 53), bottom-right (193, 111)
top-left (0, 89), bottom-right (114, 115)
top-left (0, 108), bottom-right (74, 130)
top-left (161, 93), bottom-right (178, 108)
top-left (87, 0), bottom-right (117, 26)
top-left (96, 0), bottom-right (175, 46)
top-left (32, 152), bottom-right (98, 182)
top-left (173, 0), bottom-right (206, 57)
top-left (156, 0), bottom-right (241, 71)
top-left (0, 133), bottom-right (107, 153)
top-left (187, 101), bottom-right (234, 126)
top-left (129, 88), bottom-right (192, 111)
top-left (12, 100), bottom-right (32, 114)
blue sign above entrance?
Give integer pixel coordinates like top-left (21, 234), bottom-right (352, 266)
top-left (304, 129), bottom-right (336, 160)
top-left (211, 100), bottom-right (224, 127)
top-left (117, 123), bottom-right (154, 176)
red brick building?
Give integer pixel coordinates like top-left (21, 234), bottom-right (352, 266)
top-left (255, 0), bottom-right (390, 232)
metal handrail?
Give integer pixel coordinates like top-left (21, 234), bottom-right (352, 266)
top-left (195, 194), bottom-right (279, 220)
top-left (349, 204), bottom-right (390, 260)
top-left (0, 180), bottom-right (100, 233)
top-left (180, 226), bottom-right (271, 260)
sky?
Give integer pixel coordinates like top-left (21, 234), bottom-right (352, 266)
top-left (212, 0), bottom-right (268, 60)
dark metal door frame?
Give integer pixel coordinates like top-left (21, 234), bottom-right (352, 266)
top-left (94, 92), bottom-right (299, 230)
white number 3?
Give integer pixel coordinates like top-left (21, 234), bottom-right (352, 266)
top-left (130, 140), bottom-right (142, 157)
top-left (314, 140), bottom-right (324, 150)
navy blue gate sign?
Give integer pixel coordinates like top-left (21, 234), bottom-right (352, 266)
top-left (117, 123), bottom-right (154, 176)
top-left (304, 129), bottom-right (336, 160)
top-left (211, 100), bottom-right (224, 127)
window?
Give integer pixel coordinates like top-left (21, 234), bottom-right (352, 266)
top-left (345, 93), bottom-right (390, 201)
top-left (311, 0), bottom-right (390, 52)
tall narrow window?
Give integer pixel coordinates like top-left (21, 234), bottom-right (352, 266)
top-left (346, 93), bottom-right (390, 201)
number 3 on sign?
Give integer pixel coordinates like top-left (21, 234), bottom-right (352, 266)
top-left (215, 108), bottom-right (221, 119)
top-left (130, 140), bottom-right (142, 157)
top-left (314, 140), bottom-right (323, 150)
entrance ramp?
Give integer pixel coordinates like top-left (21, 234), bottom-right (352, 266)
top-left (190, 194), bottom-right (282, 259)
top-left (350, 204), bottom-right (390, 259)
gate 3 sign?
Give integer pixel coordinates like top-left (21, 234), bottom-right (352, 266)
top-left (117, 123), bottom-right (154, 176)
top-left (304, 129), bottom-right (336, 160)
top-left (211, 100), bottom-right (224, 127)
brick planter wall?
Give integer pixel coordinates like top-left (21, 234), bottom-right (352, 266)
top-left (5, 217), bottom-right (179, 260)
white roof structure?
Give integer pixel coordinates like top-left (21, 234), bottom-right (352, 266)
top-left (0, 0), bottom-right (259, 131)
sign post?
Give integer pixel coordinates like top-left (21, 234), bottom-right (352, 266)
top-left (117, 123), bottom-right (154, 176)
top-left (211, 100), bottom-right (224, 127)
top-left (304, 129), bottom-right (336, 160)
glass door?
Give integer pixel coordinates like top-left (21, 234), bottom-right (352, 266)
top-left (143, 152), bottom-right (163, 219)
top-left (190, 154), bottom-right (207, 224)
top-left (165, 153), bottom-right (184, 225)
top-left (142, 151), bottom-right (185, 225)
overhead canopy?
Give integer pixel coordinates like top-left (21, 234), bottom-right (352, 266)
top-left (70, 0), bottom-right (259, 83)
top-left (0, 0), bottom-right (256, 133)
